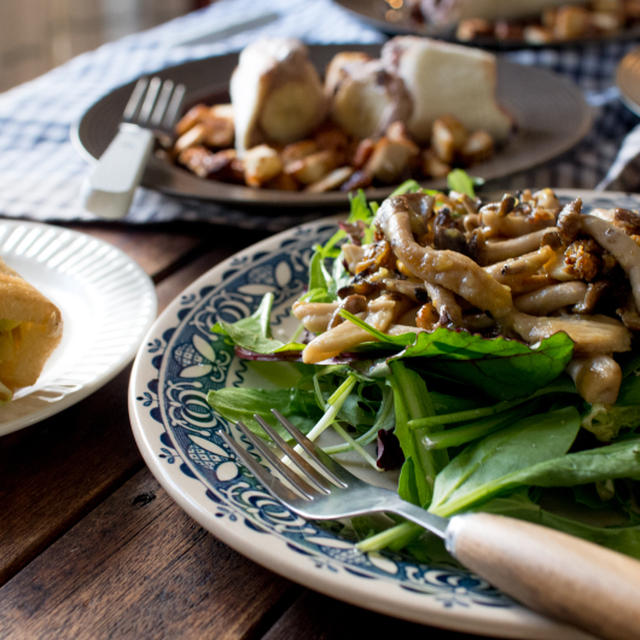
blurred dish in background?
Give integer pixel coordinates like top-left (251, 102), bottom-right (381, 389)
top-left (74, 44), bottom-right (592, 215)
top-left (616, 46), bottom-right (640, 117)
top-left (334, 0), bottom-right (640, 47)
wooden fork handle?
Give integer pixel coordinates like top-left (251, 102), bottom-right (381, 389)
top-left (446, 512), bottom-right (640, 640)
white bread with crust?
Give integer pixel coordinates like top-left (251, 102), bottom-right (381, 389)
top-left (230, 38), bottom-right (327, 153)
top-left (382, 36), bottom-right (513, 143)
top-left (0, 258), bottom-right (62, 397)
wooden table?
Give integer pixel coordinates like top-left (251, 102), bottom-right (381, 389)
top-left (0, 219), bottom-right (483, 639)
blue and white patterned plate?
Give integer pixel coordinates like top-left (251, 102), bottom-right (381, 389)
top-left (128, 190), bottom-right (637, 639)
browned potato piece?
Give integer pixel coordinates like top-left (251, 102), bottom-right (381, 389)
top-left (385, 121), bottom-right (419, 148)
top-left (591, 11), bottom-right (623, 30)
top-left (554, 6), bottom-right (590, 39)
top-left (203, 104), bottom-right (235, 147)
top-left (459, 130), bottom-right (494, 165)
top-left (314, 124), bottom-right (349, 153)
top-left (524, 25), bottom-right (554, 43)
top-left (421, 149), bottom-right (450, 178)
top-left (174, 104), bottom-right (234, 148)
top-left (431, 115), bottom-right (468, 164)
top-left (365, 137), bottom-right (418, 184)
top-left (265, 171), bottom-right (300, 191)
top-left (306, 166), bottom-right (354, 193)
top-left (174, 123), bottom-right (208, 153)
top-left (286, 150), bottom-right (337, 185)
top-left (625, 0), bottom-right (640, 20)
top-left (243, 144), bottom-right (283, 187)
top-left (352, 138), bottom-right (376, 169)
top-left (175, 104), bottom-right (210, 136)
top-left (456, 18), bottom-right (493, 41)
top-left (178, 147), bottom-right (241, 181)
top-left (281, 139), bottom-right (318, 167)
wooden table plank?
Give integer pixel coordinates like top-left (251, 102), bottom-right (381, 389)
top-left (0, 226), bottom-right (252, 585)
top-left (261, 591), bottom-right (484, 640)
top-left (0, 470), bottom-right (298, 640)
top-left (0, 367), bottom-right (140, 583)
top-left (66, 223), bottom-right (205, 278)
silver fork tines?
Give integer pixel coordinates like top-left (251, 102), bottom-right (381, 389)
top-left (223, 409), bottom-right (448, 535)
top-left (123, 76), bottom-right (186, 132)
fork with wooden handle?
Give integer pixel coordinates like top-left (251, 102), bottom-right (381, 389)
top-left (222, 409), bottom-right (640, 640)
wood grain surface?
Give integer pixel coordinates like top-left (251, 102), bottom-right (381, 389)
top-left (0, 221), bottom-right (528, 640)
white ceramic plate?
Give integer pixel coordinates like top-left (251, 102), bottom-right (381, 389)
top-left (0, 220), bottom-right (156, 436)
top-left (128, 189), bottom-right (634, 639)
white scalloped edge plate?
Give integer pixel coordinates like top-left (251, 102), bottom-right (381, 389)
top-left (0, 220), bottom-right (157, 436)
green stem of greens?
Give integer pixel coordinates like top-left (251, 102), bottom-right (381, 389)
top-left (306, 374), bottom-right (357, 442)
top-left (329, 421), bottom-right (379, 470)
top-left (408, 399), bottom-right (521, 429)
top-left (408, 381), bottom-right (577, 430)
top-left (356, 521), bottom-right (419, 553)
top-left (322, 426), bottom-right (378, 454)
top-left (422, 405), bottom-right (533, 450)
top-left (323, 387), bottom-right (394, 455)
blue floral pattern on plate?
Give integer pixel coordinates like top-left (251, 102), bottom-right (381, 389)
top-left (130, 192), bottom-right (631, 638)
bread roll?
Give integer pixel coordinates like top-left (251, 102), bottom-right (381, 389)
top-left (382, 36), bottom-right (513, 143)
top-left (325, 52), bottom-right (412, 140)
top-left (0, 258), bottom-right (62, 399)
top-left (230, 38), bottom-right (327, 153)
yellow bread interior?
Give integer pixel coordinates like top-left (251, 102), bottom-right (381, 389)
top-left (0, 258), bottom-right (63, 395)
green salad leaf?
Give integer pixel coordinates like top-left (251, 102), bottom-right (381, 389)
top-left (339, 311), bottom-right (574, 400)
top-left (430, 406), bottom-right (581, 516)
top-left (389, 361), bottom-right (448, 507)
top-left (208, 387), bottom-right (322, 438)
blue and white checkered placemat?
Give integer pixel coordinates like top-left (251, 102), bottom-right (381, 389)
top-left (0, 0), bottom-right (639, 230)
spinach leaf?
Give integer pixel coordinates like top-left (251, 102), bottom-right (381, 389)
top-left (389, 361), bottom-right (448, 507)
top-left (339, 312), bottom-right (574, 400)
top-left (207, 387), bottom-right (322, 439)
top-left (446, 169), bottom-right (479, 197)
top-left (430, 406), bottom-right (581, 515)
top-left (401, 330), bottom-right (574, 400)
top-left (212, 292), bottom-right (304, 354)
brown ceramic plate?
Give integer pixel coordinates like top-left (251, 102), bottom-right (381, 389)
top-left (334, 0), bottom-right (640, 48)
top-left (616, 47), bottom-right (640, 118)
top-left (73, 44), bottom-right (592, 209)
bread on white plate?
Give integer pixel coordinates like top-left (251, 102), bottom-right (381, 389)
top-left (0, 258), bottom-right (62, 401)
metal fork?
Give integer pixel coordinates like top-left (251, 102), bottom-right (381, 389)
top-left (222, 410), bottom-right (640, 640)
top-left (83, 76), bottom-right (185, 219)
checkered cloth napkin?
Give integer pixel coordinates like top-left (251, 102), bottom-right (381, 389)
top-left (0, 0), bottom-right (639, 231)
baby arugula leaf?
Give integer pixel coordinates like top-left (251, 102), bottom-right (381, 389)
top-left (207, 387), bottom-right (322, 439)
top-left (388, 360), bottom-right (448, 508)
top-left (430, 406), bottom-right (581, 516)
top-left (446, 169), bottom-right (481, 197)
top-left (212, 292), bottom-right (304, 354)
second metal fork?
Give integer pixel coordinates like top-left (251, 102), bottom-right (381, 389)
top-left (222, 410), bottom-right (640, 640)
top-left (83, 76), bottom-right (185, 219)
